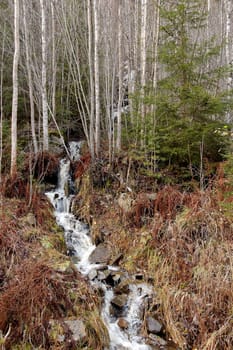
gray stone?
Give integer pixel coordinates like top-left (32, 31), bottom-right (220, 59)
top-left (97, 270), bottom-right (111, 281)
top-left (146, 316), bottom-right (162, 334)
top-left (88, 243), bottom-right (112, 264)
top-left (64, 319), bottom-right (86, 342)
top-left (88, 269), bottom-right (98, 280)
top-left (111, 294), bottom-right (128, 308)
top-left (113, 273), bottom-right (122, 284)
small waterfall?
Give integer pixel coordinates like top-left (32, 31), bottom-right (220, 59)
top-left (46, 142), bottom-right (153, 350)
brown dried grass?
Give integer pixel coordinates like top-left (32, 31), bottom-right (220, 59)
top-left (0, 259), bottom-right (75, 349)
top-left (150, 187), bottom-right (233, 349)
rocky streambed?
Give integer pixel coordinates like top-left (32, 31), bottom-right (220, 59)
top-left (46, 142), bottom-right (175, 350)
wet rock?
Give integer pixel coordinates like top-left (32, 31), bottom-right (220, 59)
top-left (88, 243), bottom-right (112, 264)
top-left (148, 334), bottom-right (167, 347)
top-left (114, 279), bottom-right (131, 294)
top-left (146, 316), bottom-right (163, 334)
top-left (117, 318), bottom-right (128, 329)
top-left (88, 269), bottom-right (98, 280)
top-left (111, 294), bottom-right (128, 308)
top-left (64, 319), bottom-right (86, 342)
top-left (112, 273), bottom-right (122, 284)
top-left (97, 270), bottom-right (111, 281)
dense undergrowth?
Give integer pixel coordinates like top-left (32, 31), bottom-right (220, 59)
top-left (1, 148), bottom-right (233, 349)
top-left (0, 155), bottom-right (109, 350)
top-left (85, 155), bottom-right (233, 350)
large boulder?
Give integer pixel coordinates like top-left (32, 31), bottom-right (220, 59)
top-left (88, 243), bottom-right (112, 264)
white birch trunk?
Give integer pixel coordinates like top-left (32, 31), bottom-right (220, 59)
top-left (11, 0), bottom-right (20, 176)
top-left (225, 0), bottom-right (232, 87)
top-left (23, 0), bottom-right (38, 153)
top-left (140, 0), bottom-right (147, 145)
top-left (93, 0), bottom-right (100, 156)
top-left (51, 1), bottom-right (56, 120)
top-left (87, 0), bottom-right (95, 158)
top-left (40, 0), bottom-right (49, 151)
top-left (0, 22), bottom-right (6, 182)
top-left (153, 0), bottom-right (160, 92)
top-left (116, 1), bottom-right (122, 151)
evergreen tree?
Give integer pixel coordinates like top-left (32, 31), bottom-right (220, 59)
top-left (131, 0), bottom-right (233, 182)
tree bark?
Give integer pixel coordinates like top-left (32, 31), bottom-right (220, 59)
top-left (40, 0), bottom-right (49, 151)
top-left (140, 0), bottom-right (147, 146)
top-left (87, 0), bottom-right (95, 158)
top-left (23, 0), bottom-right (38, 153)
top-left (93, 0), bottom-right (100, 156)
top-left (11, 0), bottom-right (20, 176)
top-left (116, 0), bottom-right (122, 151)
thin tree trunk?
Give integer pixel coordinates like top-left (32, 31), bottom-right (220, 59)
top-left (225, 0), bottom-right (232, 122)
top-left (116, 0), bottom-right (122, 151)
top-left (93, 0), bottom-right (100, 156)
top-left (153, 0), bottom-right (160, 93)
top-left (23, 0), bottom-right (38, 153)
top-left (140, 0), bottom-right (147, 146)
top-left (11, 0), bottom-right (20, 176)
top-left (51, 1), bottom-right (56, 120)
top-left (40, 0), bottom-right (49, 151)
top-left (87, 0), bottom-right (95, 158)
top-left (0, 22), bottom-right (6, 183)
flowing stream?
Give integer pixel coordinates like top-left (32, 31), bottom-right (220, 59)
top-left (46, 142), bottom-right (154, 350)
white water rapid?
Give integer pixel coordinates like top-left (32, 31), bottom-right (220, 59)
top-left (46, 142), bottom-right (153, 350)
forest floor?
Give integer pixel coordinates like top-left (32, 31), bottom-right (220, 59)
top-left (77, 156), bottom-right (233, 350)
top-left (1, 152), bottom-right (233, 350)
top-left (0, 187), bottom-right (108, 350)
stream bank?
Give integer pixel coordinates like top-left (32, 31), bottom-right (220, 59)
top-left (46, 142), bottom-right (172, 350)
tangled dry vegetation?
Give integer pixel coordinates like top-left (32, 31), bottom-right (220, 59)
top-left (0, 175), bottom-right (108, 350)
top-left (88, 161), bottom-right (233, 350)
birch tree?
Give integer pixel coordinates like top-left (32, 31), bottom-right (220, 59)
top-left (40, 0), bottom-right (49, 151)
top-left (116, 0), bottom-right (122, 151)
top-left (11, 0), bottom-right (20, 176)
top-left (0, 22), bottom-right (6, 182)
top-left (87, 0), bottom-right (95, 158)
top-left (23, 0), bottom-right (38, 153)
top-left (140, 0), bottom-right (148, 145)
top-left (93, 0), bottom-right (100, 156)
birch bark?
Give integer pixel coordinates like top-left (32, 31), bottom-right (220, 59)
top-left (40, 0), bottom-right (49, 151)
top-left (23, 0), bottom-right (38, 153)
top-left (11, 0), bottom-right (20, 176)
top-left (93, 0), bottom-right (100, 156)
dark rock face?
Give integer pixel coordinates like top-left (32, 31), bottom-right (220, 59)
top-left (88, 243), bottom-right (112, 264)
